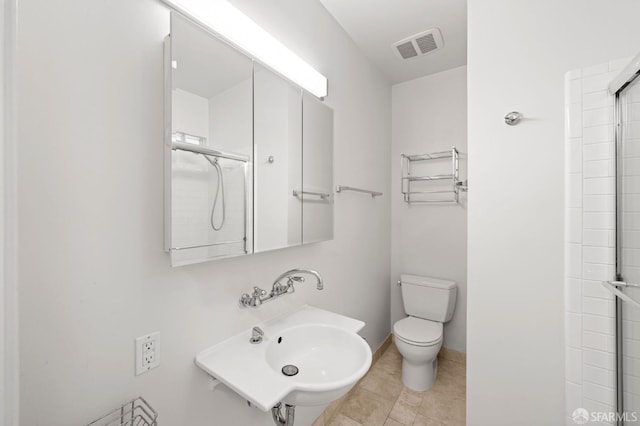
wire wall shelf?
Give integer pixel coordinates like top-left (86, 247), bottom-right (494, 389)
top-left (87, 397), bottom-right (158, 426)
top-left (401, 147), bottom-right (467, 204)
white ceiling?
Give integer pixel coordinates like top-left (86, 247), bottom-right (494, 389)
top-left (319, 0), bottom-right (467, 84)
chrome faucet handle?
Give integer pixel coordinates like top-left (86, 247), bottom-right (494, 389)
top-left (250, 326), bottom-right (264, 344)
top-left (273, 281), bottom-right (292, 296)
top-left (252, 286), bottom-right (267, 297)
top-left (249, 287), bottom-right (267, 307)
top-left (239, 287), bottom-right (268, 308)
top-left (239, 293), bottom-right (252, 307)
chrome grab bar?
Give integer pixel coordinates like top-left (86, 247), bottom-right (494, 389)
top-left (602, 281), bottom-right (640, 310)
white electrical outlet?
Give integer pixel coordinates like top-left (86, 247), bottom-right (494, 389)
top-left (135, 332), bottom-right (160, 376)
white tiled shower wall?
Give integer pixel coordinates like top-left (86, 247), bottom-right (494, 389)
top-left (565, 58), bottom-right (631, 425)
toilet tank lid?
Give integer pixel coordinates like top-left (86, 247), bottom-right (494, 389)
top-left (400, 274), bottom-right (456, 290)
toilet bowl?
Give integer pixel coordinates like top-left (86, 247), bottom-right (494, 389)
top-left (393, 316), bottom-right (443, 391)
top-left (395, 274), bottom-right (457, 391)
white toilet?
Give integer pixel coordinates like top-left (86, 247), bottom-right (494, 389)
top-left (393, 274), bottom-right (457, 391)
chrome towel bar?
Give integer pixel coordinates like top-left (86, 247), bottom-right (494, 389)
top-left (292, 189), bottom-right (331, 199)
top-left (335, 185), bottom-right (383, 198)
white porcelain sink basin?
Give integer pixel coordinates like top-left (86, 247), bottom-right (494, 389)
top-left (265, 324), bottom-right (372, 406)
top-left (195, 305), bottom-right (372, 411)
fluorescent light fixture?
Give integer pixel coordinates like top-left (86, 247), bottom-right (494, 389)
top-left (161, 0), bottom-right (328, 98)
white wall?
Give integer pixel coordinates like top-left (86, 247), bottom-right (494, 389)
top-left (1, 0), bottom-right (18, 424)
top-left (253, 69), bottom-right (299, 252)
top-left (390, 66), bottom-right (467, 352)
top-left (468, 1), bottom-right (640, 424)
top-left (173, 88), bottom-right (209, 139)
top-left (16, 1), bottom-right (391, 425)
top-left (208, 79), bottom-right (252, 156)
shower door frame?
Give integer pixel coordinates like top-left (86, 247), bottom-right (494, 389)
top-left (614, 86), bottom-right (624, 426)
top-left (611, 56), bottom-right (640, 426)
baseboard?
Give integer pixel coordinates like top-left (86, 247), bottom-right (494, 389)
top-left (371, 334), bottom-right (392, 366)
top-left (438, 346), bottom-right (466, 364)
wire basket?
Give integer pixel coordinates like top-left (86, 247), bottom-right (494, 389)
top-left (87, 397), bottom-right (157, 426)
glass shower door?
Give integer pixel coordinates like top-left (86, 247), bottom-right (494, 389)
top-left (617, 74), bottom-right (640, 423)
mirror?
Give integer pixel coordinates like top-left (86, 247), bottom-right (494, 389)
top-left (165, 12), bottom-right (333, 266)
top-left (166, 13), bottom-right (254, 266)
top-left (253, 64), bottom-right (303, 252)
top-left (302, 93), bottom-right (334, 244)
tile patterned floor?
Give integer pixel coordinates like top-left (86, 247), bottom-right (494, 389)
top-left (312, 341), bottom-right (466, 426)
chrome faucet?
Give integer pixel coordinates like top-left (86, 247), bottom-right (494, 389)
top-left (272, 268), bottom-right (323, 291)
top-left (239, 269), bottom-right (324, 308)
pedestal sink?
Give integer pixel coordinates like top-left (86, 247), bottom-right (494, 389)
top-left (195, 305), bottom-right (372, 412)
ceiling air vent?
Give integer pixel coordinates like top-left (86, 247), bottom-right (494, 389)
top-left (393, 29), bottom-right (444, 61)
top-left (396, 41), bottom-right (418, 59)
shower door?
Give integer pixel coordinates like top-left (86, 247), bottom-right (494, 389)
top-left (614, 71), bottom-right (640, 424)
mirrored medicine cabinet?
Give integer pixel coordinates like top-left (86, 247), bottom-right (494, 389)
top-left (164, 12), bottom-right (334, 266)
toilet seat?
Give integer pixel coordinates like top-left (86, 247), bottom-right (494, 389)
top-left (394, 316), bottom-right (442, 346)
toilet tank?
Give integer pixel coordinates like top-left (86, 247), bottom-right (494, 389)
top-left (400, 274), bottom-right (457, 322)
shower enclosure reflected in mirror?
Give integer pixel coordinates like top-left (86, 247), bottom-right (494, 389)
top-left (164, 12), bottom-right (334, 266)
top-left (165, 13), bottom-right (253, 266)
